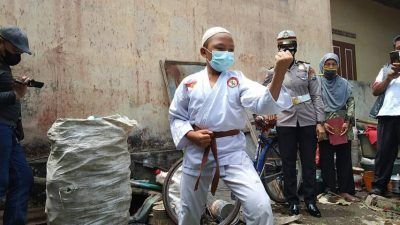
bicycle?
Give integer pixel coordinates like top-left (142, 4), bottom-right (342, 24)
top-left (162, 117), bottom-right (302, 224)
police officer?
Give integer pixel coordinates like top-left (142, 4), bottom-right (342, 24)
top-left (264, 30), bottom-right (325, 217)
top-left (0, 25), bottom-right (34, 225)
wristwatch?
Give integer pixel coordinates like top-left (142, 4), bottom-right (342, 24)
top-left (316, 121), bottom-right (324, 125)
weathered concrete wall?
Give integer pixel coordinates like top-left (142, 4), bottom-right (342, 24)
top-left (349, 81), bottom-right (376, 121)
top-left (331, 0), bottom-right (400, 82)
top-left (0, 0), bottom-right (332, 149)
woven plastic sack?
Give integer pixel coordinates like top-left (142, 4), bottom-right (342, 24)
top-left (46, 115), bottom-right (136, 225)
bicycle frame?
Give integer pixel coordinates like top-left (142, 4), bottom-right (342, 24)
top-left (254, 133), bottom-right (273, 172)
top-left (253, 130), bottom-right (284, 184)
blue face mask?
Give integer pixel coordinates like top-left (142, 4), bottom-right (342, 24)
top-left (204, 48), bottom-right (234, 72)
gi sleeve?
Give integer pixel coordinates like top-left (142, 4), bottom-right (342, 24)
top-left (168, 81), bottom-right (193, 150)
top-left (308, 73), bottom-right (325, 122)
top-left (238, 72), bottom-right (292, 115)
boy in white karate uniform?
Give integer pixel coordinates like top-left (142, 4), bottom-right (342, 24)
top-left (169, 27), bottom-right (293, 225)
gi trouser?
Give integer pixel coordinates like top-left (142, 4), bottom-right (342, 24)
top-left (373, 116), bottom-right (400, 191)
top-left (178, 153), bottom-right (274, 225)
top-left (0, 124), bottom-right (33, 225)
top-left (277, 125), bottom-right (317, 205)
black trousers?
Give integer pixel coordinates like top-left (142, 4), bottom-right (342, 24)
top-left (319, 140), bottom-right (355, 194)
top-left (277, 125), bottom-right (317, 205)
top-left (373, 116), bottom-right (400, 191)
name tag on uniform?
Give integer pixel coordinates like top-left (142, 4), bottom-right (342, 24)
top-left (292, 94), bottom-right (311, 105)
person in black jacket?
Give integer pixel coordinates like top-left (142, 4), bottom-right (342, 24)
top-left (0, 25), bottom-right (34, 225)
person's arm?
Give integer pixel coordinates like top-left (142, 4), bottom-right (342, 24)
top-left (308, 68), bottom-right (325, 123)
top-left (169, 81), bottom-right (194, 150)
top-left (340, 96), bottom-right (355, 136)
top-left (308, 68), bottom-right (326, 140)
top-left (269, 51), bottom-right (294, 100)
top-left (345, 96), bottom-right (355, 124)
top-left (239, 51), bottom-right (293, 115)
top-left (169, 80), bottom-right (212, 149)
top-left (0, 71), bottom-right (17, 105)
top-left (239, 72), bottom-right (292, 115)
top-left (0, 91), bottom-right (17, 105)
top-left (372, 63), bottom-right (400, 96)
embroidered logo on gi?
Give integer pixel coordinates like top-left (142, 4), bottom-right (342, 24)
top-left (227, 77), bottom-right (239, 88)
top-left (185, 79), bottom-right (197, 90)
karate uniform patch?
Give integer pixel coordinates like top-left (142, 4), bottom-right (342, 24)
top-left (227, 77), bottom-right (239, 88)
top-left (185, 80), bottom-right (197, 90)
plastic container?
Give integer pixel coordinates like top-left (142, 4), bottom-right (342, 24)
top-left (209, 200), bottom-right (235, 221)
top-left (354, 174), bottom-right (363, 191)
top-left (363, 171), bottom-right (374, 192)
top-left (391, 174), bottom-right (400, 194)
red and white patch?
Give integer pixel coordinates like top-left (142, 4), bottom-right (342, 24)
top-left (184, 79), bottom-right (197, 90)
top-left (227, 77), bottom-right (239, 88)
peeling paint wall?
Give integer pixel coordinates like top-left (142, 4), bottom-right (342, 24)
top-left (0, 0), bottom-right (332, 148)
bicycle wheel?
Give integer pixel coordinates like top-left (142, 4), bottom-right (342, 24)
top-left (261, 142), bottom-right (302, 203)
top-left (162, 158), bottom-right (241, 225)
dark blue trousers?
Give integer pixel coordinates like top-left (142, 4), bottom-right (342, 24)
top-left (0, 124), bottom-right (33, 225)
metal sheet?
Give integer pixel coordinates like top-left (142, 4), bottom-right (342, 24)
top-left (160, 60), bottom-right (206, 103)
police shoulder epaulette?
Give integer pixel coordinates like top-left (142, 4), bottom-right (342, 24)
top-left (297, 60), bottom-right (310, 65)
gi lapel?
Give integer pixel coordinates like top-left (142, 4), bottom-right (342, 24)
top-left (194, 69), bottom-right (225, 126)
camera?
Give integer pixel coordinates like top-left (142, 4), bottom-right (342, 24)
top-left (390, 51), bottom-right (400, 64)
top-left (14, 79), bottom-right (44, 89)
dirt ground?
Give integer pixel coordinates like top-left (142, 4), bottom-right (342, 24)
top-left (270, 192), bottom-right (400, 225)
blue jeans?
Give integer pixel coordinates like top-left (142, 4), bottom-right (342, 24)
top-left (0, 124), bottom-right (33, 225)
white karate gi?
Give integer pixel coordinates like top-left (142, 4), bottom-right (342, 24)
top-left (169, 68), bottom-right (292, 225)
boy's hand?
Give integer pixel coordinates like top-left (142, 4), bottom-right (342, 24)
top-left (274, 50), bottom-right (294, 75)
top-left (186, 130), bottom-right (213, 148)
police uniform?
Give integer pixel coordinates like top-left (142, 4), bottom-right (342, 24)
top-left (264, 30), bottom-right (324, 217)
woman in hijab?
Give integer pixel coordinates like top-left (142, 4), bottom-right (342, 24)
top-left (318, 53), bottom-right (357, 202)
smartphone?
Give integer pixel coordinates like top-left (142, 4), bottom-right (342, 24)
top-left (390, 51), bottom-right (400, 64)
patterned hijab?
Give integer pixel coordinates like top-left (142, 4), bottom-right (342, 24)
top-left (319, 53), bottom-right (352, 112)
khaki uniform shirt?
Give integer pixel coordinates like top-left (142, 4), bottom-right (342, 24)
top-left (265, 61), bottom-right (325, 127)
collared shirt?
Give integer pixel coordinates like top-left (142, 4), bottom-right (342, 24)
top-left (0, 64), bottom-right (20, 127)
top-left (265, 61), bottom-right (325, 127)
top-left (375, 64), bottom-right (400, 116)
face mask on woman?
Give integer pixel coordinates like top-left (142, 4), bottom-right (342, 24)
top-left (323, 66), bottom-right (337, 80)
top-left (204, 48), bottom-right (234, 72)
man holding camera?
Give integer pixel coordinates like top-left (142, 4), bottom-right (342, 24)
top-left (370, 35), bottom-right (400, 196)
top-left (0, 26), bottom-right (34, 225)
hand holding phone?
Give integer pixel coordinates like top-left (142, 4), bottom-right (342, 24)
top-left (390, 51), bottom-right (400, 64)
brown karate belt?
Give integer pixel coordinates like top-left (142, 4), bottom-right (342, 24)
top-left (193, 126), bottom-right (240, 195)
